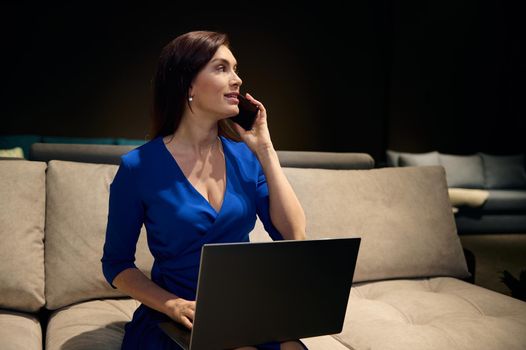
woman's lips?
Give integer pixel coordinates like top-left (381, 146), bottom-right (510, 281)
top-left (224, 95), bottom-right (239, 104)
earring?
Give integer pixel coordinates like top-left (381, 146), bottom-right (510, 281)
top-left (188, 96), bottom-right (193, 102)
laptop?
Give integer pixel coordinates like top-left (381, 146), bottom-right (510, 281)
top-left (158, 237), bottom-right (361, 350)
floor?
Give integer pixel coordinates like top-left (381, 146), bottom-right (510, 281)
top-left (459, 233), bottom-right (526, 298)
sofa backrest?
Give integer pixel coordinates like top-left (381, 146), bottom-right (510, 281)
top-left (277, 150), bottom-right (374, 169)
top-left (30, 142), bottom-right (375, 169)
top-left (0, 143), bottom-right (375, 312)
top-left (0, 160), bottom-right (46, 312)
top-left (251, 165), bottom-right (471, 283)
top-left (387, 150), bottom-right (526, 190)
top-left (1, 149), bottom-right (468, 311)
top-left (0, 134), bottom-right (146, 159)
top-left (39, 150), bottom-right (372, 309)
top-left (30, 143), bottom-right (137, 165)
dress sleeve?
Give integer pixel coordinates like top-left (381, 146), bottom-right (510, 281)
top-left (255, 158), bottom-right (284, 241)
top-left (101, 158), bottom-right (145, 289)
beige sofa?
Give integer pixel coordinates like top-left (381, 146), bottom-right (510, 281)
top-left (1, 143), bottom-right (525, 350)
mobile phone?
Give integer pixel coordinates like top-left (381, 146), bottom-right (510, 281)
top-left (229, 94), bottom-right (259, 131)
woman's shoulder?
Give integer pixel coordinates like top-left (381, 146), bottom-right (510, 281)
top-left (221, 136), bottom-right (263, 180)
top-left (118, 136), bottom-right (163, 170)
top-left (221, 135), bottom-right (252, 156)
top-left (221, 136), bottom-right (257, 163)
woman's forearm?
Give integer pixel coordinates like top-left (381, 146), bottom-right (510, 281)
top-left (255, 145), bottom-right (307, 240)
top-left (112, 267), bottom-right (181, 316)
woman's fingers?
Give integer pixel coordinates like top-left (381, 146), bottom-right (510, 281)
top-left (182, 301), bottom-right (195, 320)
top-left (232, 121), bottom-right (246, 136)
top-left (245, 93), bottom-right (265, 111)
top-left (180, 305), bottom-right (194, 329)
top-left (187, 308), bottom-right (195, 321)
top-left (173, 299), bottom-right (196, 330)
top-left (181, 316), bottom-right (193, 330)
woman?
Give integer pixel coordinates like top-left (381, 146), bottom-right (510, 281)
top-left (101, 30), bottom-right (308, 350)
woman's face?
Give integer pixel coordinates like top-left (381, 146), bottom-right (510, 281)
top-left (189, 45), bottom-right (243, 119)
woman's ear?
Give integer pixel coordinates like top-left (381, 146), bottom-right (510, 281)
top-left (187, 86), bottom-right (195, 104)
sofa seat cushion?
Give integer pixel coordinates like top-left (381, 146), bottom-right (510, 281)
top-left (0, 309), bottom-right (42, 350)
top-left (481, 190), bottom-right (526, 212)
top-left (45, 298), bottom-right (350, 350)
top-left (45, 298), bottom-right (140, 350)
top-left (337, 277), bottom-right (526, 350)
top-left (301, 335), bottom-right (351, 349)
top-left (455, 214), bottom-right (526, 234)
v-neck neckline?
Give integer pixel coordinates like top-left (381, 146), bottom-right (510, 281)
top-left (159, 135), bottom-right (229, 217)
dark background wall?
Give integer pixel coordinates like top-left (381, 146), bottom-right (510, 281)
top-left (387, 1), bottom-right (526, 157)
top-left (1, 1), bottom-right (524, 164)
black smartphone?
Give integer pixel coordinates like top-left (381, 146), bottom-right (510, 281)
top-left (229, 94), bottom-right (259, 131)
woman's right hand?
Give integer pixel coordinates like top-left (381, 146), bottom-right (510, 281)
top-left (165, 298), bottom-right (196, 330)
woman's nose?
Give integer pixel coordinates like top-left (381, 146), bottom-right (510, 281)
top-left (232, 72), bottom-right (242, 86)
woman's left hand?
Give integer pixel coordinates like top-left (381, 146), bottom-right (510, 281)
top-left (231, 93), bottom-right (274, 155)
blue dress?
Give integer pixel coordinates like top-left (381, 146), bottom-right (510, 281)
top-left (101, 135), bottom-right (308, 350)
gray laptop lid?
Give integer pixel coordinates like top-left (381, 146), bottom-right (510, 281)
top-left (159, 237), bottom-right (360, 349)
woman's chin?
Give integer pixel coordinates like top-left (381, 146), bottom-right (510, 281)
top-left (220, 107), bottom-right (239, 119)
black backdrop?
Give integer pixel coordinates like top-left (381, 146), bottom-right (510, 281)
top-left (1, 1), bottom-right (524, 164)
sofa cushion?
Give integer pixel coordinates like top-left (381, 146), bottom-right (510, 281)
top-left (398, 151), bottom-right (440, 167)
top-left (439, 153), bottom-right (485, 188)
top-left (0, 146), bottom-right (25, 159)
top-left (339, 277), bottom-right (526, 349)
top-left (45, 298), bottom-right (346, 350)
top-left (250, 218), bottom-right (273, 243)
top-left (45, 298), bottom-right (139, 350)
top-left (480, 153), bottom-right (526, 189)
top-left (300, 336), bottom-right (350, 349)
top-left (448, 188), bottom-right (489, 208)
top-left (0, 310), bottom-right (42, 350)
top-left (45, 160), bottom-right (154, 310)
top-left (258, 166), bottom-right (469, 283)
top-left (0, 160), bottom-right (46, 312)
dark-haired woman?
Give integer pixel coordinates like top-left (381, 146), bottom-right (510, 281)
top-left (101, 31), bottom-right (308, 350)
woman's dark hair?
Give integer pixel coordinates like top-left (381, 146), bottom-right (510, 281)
top-left (148, 30), bottom-right (242, 142)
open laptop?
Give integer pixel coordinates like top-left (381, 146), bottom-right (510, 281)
top-left (158, 237), bottom-right (361, 350)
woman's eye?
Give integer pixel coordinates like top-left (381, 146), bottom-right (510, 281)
top-left (217, 65), bottom-right (225, 72)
